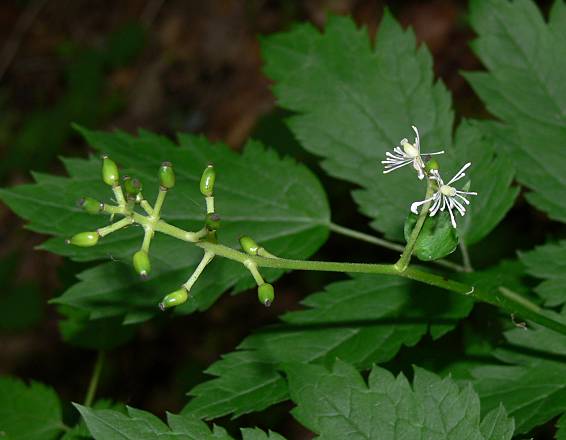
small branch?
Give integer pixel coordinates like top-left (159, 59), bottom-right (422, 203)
top-left (329, 222), bottom-right (465, 272)
top-left (84, 351), bottom-right (105, 407)
top-left (459, 241), bottom-right (474, 272)
top-left (395, 180), bottom-right (434, 272)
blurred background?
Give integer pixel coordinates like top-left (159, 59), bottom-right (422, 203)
top-left (0, 0), bottom-right (557, 438)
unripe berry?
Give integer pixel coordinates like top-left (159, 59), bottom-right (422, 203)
top-left (200, 164), bottom-right (215, 197)
top-left (101, 155), bottom-right (119, 186)
top-left (205, 213), bottom-right (221, 231)
top-left (123, 176), bottom-right (142, 196)
top-left (425, 160), bottom-right (440, 173)
top-left (78, 197), bottom-right (102, 214)
top-left (133, 250), bottom-right (151, 278)
top-left (158, 287), bottom-right (188, 311)
top-left (159, 162), bottom-right (175, 189)
top-left (257, 283), bottom-right (275, 307)
top-left (239, 235), bottom-right (259, 255)
top-left (67, 231), bottom-right (99, 247)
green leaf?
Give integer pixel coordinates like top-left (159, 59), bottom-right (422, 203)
top-left (0, 377), bottom-right (64, 440)
top-left (285, 359), bottom-right (514, 439)
top-left (261, 15), bottom-right (516, 243)
top-left (404, 211), bottom-right (458, 261)
top-left (0, 128), bottom-right (330, 322)
top-left (519, 240), bottom-right (566, 306)
top-left (75, 404), bottom-right (284, 440)
top-left (240, 428), bottom-right (287, 440)
top-left (185, 275), bottom-right (472, 419)
top-left (465, 0), bottom-right (566, 223)
top-left (471, 309), bottom-right (566, 434)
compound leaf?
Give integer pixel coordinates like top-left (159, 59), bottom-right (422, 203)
top-left (0, 377), bottom-right (64, 440)
top-left (285, 359), bottom-right (514, 440)
top-left (465, 0), bottom-right (566, 223)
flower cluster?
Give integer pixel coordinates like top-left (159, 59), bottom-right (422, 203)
top-left (382, 126), bottom-right (477, 227)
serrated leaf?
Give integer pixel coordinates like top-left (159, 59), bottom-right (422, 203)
top-left (519, 240), bottom-right (566, 306)
top-left (0, 377), bottom-right (64, 440)
top-left (0, 128), bottom-right (330, 322)
top-left (284, 359), bottom-right (514, 439)
top-left (261, 15), bottom-right (516, 243)
top-left (465, 0), bottom-right (566, 223)
top-left (185, 275), bottom-right (472, 419)
top-left (471, 309), bottom-right (566, 434)
top-left (404, 211), bottom-right (458, 261)
top-left (75, 404), bottom-right (283, 440)
top-left (239, 428), bottom-right (287, 440)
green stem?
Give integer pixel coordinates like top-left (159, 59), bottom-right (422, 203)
top-left (244, 259), bottom-right (266, 285)
top-left (183, 250), bottom-right (215, 291)
top-left (84, 351), bottom-right (105, 407)
top-left (329, 222), bottom-right (465, 272)
top-left (140, 199), bottom-right (154, 216)
top-left (459, 241), bottom-right (473, 272)
top-left (205, 196), bottom-right (215, 214)
top-left (97, 217), bottom-right (133, 237)
top-left (395, 180), bottom-right (434, 272)
top-left (141, 227), bottom-right (153, 252)
top-left (126, 215), bottom-right (566, 337)
top-left (112, 185), bottom-right (126, 208)
top-left (103, 204), bottom-right (124, 215)
top-left (153, 188), bottom-right (167, 217)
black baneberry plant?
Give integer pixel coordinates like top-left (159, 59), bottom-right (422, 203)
top-left (2, 1), bottom-right (566, 438)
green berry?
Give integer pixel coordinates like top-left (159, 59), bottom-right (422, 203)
top-left (67, 231), bottom-right (99, 247)
top-left (257, 283), bottom-right (275, 307)
top-left (205, 213), bottom-right (221, 231)
top-left (239, 235), bottom-right (259, 255)
top-left (101, 155), bottom-right (119, 186)
top-left (158, 287), bottom-right (188, 311)
top-left (123, 176), bottom-right (142, 196)
top-left (78, 197), bottom-right (102, 214)
top-left (425, 160), bottom-right (440, 173)
top-left (200, 164), bottom-right (215, 197)
top-left (159, 162), bottom-right (175, 189)
top-left (133, 250), bottom-right (151, 278)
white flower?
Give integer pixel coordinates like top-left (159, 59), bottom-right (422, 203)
top-left (410, 162), bottom-right (478, 228)
top-left (381, 126), bottom-right (444, 179)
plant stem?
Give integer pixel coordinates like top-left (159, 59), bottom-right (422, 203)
top-left (395, 180), bottom-right (434, 272)
top-left (329, 222), bottom-right (404, 252)
top-left (97, 217), bottom-right (133, 237)
top-left (112, 185), bottom-right (126, 208)
top-left (125, 212), bottom-right (566, 336)
top-left (459, 241), bottom-right (473, 272)
top-left (329, 222), bottom-right (465, 272)
top-left (183, 250), bottom-right (215, 291)
top-left (84, 351), bottom-right (105, 407)
top-left (153, 188), bottom-right (167, 217)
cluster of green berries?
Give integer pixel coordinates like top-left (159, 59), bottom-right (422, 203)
top-left (67, 154), bottom-right (276, 312)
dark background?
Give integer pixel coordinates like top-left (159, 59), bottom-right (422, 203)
top-left (0, 0), bottom-right (557, 438)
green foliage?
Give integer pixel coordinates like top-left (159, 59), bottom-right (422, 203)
top-left (471, 310), bottom-right (566, 434)
top-left (465, 0), bottom-right (566, 223)
top-left (285, 359), bottom-right (514, 439)
top-left (520, 240), bottom-right (566, 306)
top-left (3, 1), bottom-right (566, 438)
top-left (404, 211), bottom-right (458, 261)
top-left (75, 404), bottom-right (285, 439)
top-left (261, 15), bottom-right (517, 244)
top-left (0, 377), bottom-right (64, 440)
top-left (0, 128), bottom-right (330, 323)
top-left (185, 275), bottom-right (472, 419)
